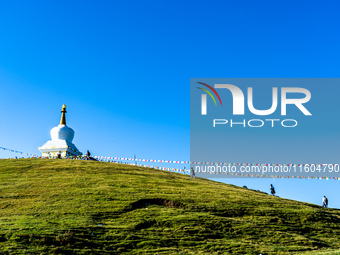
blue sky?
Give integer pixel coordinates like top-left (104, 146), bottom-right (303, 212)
top-left (0, 1), bottom-right (340, 207)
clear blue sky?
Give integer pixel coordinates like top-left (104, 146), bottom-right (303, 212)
top-left (0, 1), bottom-right (339, 207)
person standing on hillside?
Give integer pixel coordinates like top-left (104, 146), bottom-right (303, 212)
top-left (322, 196), bottom-right (328, 207)
top-left (270, 184), bottom-right (275, 196)
top-left (190, 167), bottom-right (196, 180)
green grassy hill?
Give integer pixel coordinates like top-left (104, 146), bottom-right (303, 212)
top-left (0, 159), bottom-right (340, 254)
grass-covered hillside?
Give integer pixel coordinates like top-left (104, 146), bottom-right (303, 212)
top-left (0, 159), bottom-right (340, 254)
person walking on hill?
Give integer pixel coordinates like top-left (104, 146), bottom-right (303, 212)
top-left (322, 196), bottom-right (328, 208)
top-left (190, 167), bottom-right (196, 180)
top-left (270, 184), bottom-right (276, 196)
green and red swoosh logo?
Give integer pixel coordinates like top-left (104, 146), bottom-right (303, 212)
top-left (197, 82), bottom-right (222, 106)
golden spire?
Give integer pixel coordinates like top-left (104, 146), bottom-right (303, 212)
top-left (60, 104), bottom-right (67, 125)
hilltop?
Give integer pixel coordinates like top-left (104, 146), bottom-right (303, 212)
top-left (0, 159), bottom-right (340, 254)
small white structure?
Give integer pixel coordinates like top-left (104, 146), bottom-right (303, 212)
top-left (39, 104), bottom-right (82, 157)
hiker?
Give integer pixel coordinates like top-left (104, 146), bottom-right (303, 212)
top-left (190, 167), bottom-right (196, 180)
top-left (270, 184), bottom-right (275, 196)
top-left (322, 196), bottom-right (328, 208)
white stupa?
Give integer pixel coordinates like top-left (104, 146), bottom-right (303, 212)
top-left (39, 104), bottom-right (82, 157)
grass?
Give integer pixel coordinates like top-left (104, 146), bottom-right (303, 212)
top-left (298, 250), bottom-right (340, 255)
top-left (0, 158), bottom-right (340, 254)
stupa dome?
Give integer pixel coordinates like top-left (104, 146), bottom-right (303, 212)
top-left (51, 125), bottom-right (74, 142)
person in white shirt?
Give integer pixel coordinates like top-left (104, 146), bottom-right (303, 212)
top-left (322, 196), bottom-right (328, 207)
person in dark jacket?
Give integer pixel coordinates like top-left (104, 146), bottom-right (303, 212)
top-left (270, 184), bottom-right (276, 196)
top-left (190, 167), bottom-right (196, 180)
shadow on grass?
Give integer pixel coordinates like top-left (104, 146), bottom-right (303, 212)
top-left (92, 198), bottom-right (186, 222)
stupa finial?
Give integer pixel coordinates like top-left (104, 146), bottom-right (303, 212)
top-left (60, 104), bottom-right (67, 125)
